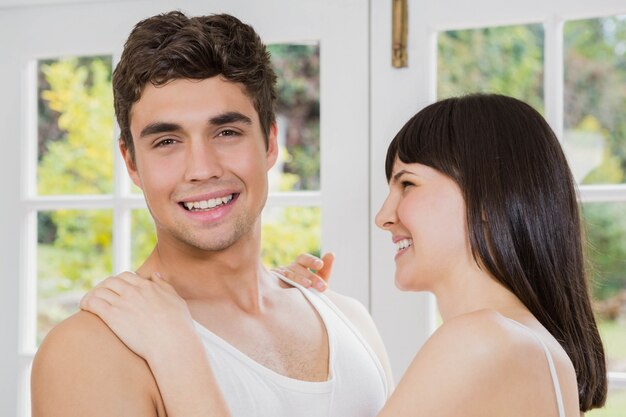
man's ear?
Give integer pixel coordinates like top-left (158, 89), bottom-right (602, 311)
top-left (266, 123), bottom-right (279, 171)
top-left (119, 139), bottom-right (142, 189)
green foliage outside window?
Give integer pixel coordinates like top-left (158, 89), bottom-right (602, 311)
top-left (37, 57), bottom-right (115, 291)
top-left (268, 44), bottom-right (320, 190)
top-left (438, 24), bottom-right (545, 113)
top-left (564, 16), bottom-right (626, 185)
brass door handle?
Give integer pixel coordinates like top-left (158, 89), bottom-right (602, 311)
top-left (392, 0), bottom-right (408, 68)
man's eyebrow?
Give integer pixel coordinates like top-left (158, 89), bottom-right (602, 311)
top-left (139, 122), bottom-right (182, 138)
top-left (138, 112), bottom-right (252, 139)
top-left (209, 112), bottom-right (252, 126)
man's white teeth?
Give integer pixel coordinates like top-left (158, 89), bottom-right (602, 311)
top-left (396, 238), bottom-right (413, 252)
top-left (183, 194), bottom-right (233, 211)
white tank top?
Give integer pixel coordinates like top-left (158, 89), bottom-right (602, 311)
top-left (192, 274), bottom-right (388, 417)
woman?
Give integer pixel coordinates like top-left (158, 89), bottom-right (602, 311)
top-left (82, 94), bottom-right (607, 416)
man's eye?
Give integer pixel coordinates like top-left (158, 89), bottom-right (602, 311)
top-left (217, 129), bottom-right (239, 137)
top-left (155, 138), bottom-right (177, 147)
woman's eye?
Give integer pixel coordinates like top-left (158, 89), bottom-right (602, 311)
top-left (401, 181), bottom-right (414, 189)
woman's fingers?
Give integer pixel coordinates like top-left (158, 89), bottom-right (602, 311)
top-left (116, 271), bottom-right (151, 288)
top-left (273, 252), bottom-right (336, 292)
top-left (317, 252), bottom-right (335, 283)
top-left (80, 293), bottom-right (115, 317)
top-left (295, 253), bottom-right (324, 270)
top-left (89, 286), bottom-right (123, 305)
top-left (78, 270), bottom-right (190, 360)
top-left (80, 275), bottom-right (116, 310)
top-left (80, 271), bottom-right (159, 313)
top-left (275, 265), bottom-right (313, 287)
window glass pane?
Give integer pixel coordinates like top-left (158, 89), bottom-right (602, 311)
top-left (261, 206), bottom-right (321, 268)
top-left (586, 385), bottom-right (626, 417)
top-left (564, 15), bottom-right (626, 185)
top-left (37, 56), bottom-right (114, 195)
top-left (437, 24), bottom-right (544, 113)
top-left (37, 209), bottom-right (113, 344)
top-left (583, 202), bottom-right (626, 373)
top-left (268, 44), bottom-right (320, 192)
top-left (131, 208), bottom-right (157, 270)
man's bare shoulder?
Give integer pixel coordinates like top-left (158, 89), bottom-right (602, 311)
top-left (39, 310), bottom-right (122, 347)
top-left (32, 311), bottom-right (165, 417)
top-left (323, 290), bottom-right (372, 329)
top-left (33, 310), bottom-right (142, 373)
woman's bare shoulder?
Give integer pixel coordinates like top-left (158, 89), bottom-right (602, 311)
top-left (380, 310), bottom-right (557, 417)
top-left (418, 309), bottom-right (527, 371)
top-left (422, 309), bottom-right (553, 375)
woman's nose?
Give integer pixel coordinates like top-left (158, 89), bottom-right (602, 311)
top-left (375, 193), bottom-right (397, 230)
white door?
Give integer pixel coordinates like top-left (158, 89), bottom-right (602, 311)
top-left (0, 1), bottom-right (370, 415)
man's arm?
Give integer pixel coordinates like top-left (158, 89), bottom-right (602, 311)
top-left (324, 290), bottom-right (395, 394)
top-left (31, 310), bottom-right (165, 417)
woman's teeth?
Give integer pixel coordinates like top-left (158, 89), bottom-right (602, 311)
top-left (396, 238), bottom-right (413, 252)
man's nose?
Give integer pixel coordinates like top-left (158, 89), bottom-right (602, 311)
top-left (184, 140), bottom-right (224, 182)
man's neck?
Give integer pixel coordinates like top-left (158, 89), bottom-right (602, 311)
top-left (135, 234), bottom-right (275, 312)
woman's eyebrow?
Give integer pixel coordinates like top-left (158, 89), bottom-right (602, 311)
top-left (391, 169), bottom-right (416, 183)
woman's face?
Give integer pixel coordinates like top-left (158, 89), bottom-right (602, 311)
top-left (375, 158), bottom-right (473, 291)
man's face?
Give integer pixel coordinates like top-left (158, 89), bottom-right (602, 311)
top-left (123, 77), bottom-right (278, 252)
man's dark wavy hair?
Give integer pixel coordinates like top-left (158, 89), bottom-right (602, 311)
top-left (113, 11), bottom-right (277, 162)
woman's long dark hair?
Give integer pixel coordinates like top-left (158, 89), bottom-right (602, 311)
top-left (386, 94), bottom-right (606, 411)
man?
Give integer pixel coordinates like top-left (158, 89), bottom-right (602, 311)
top-left (31, 11), bottom-right (392, 417)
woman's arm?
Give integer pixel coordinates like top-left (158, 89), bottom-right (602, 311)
top-left (80, 272), bottom-right (230, 417)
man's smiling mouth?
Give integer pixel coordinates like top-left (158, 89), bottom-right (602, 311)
top-left (181, 194), bottom-right (236, 211)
